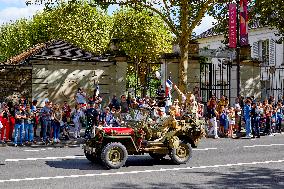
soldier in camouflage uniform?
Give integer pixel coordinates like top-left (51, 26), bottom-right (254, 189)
top-left (174, 84), bottom-right (198, 120)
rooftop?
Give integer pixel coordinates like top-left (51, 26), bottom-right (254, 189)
top-left (196, 20), bottom-right (264, 39)
top-left (1, 39), bottom-right (127, 66)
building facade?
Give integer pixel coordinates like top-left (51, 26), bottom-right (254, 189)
top-left (1, 40), bottom-right (128, 106)
top-left (197, 26), bottom-right (284, 103)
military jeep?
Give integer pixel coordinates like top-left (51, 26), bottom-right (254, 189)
top-left (83, 114), bottom-right (204, 169)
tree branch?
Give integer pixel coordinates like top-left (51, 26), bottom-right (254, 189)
top-left (162, 0), bottom-right (171, 16)
top-left (91, 0), bottom-right (179, 37)
top-left (190, 0), bottom-right (215, 33)
top-left (136, 2), bottom-right (179, 37)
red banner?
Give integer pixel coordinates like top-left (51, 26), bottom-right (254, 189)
top-left (228, 3), bottom-right (237, 48)
top-left (240, 0), bottom-right (249, 46)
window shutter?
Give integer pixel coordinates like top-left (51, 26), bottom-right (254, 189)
top-left (269, 39), bottom-right (275, 65)
top-left (252, 41), bottom-right (259, 60)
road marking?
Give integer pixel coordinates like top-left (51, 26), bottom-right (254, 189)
top-left (0, 159), bottom-right (283, 183)
top-left (23, 148), bottom-right (51, 152)
top-left (193, 148), bottom-right (218, 151)
top-left (244, 144), bottom-right (284, 148)
top-left (5, 155), bottom-right (84, 162)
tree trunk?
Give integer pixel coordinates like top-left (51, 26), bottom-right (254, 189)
top-left (178, 38), bottom-right (189, 94)
top-left (178, 0), bottom-right (190, 93)
top-left (138, 62), bottom-right (147, 97)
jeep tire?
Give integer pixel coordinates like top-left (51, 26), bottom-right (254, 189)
top-left (170, 141), bottom-right (192, 164)
top-left (85, 152), bottom-right (101, 163)
top-left (85, 152), bottom-right (96, 163)
top-left (101, 142), bottom-right (128, 169)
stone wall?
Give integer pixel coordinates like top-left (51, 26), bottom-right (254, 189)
top-left (0, 68), bottom-right (32, 103)
top-left (161, 58), bottom-right (200, 100)
top-left (31, 60), bottom-right (127, 107)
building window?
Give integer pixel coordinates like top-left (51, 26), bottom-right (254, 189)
top-left (260, 80), bottom-right (270, 100)
top-left (260, 40), bottom-right (269, 65)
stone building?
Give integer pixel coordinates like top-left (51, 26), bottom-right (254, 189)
top-left (0, 40), bottom-right (128, 106)
top-left (197, 24), bottom-right (284, 102)
top-left (161, 23), bottom-right (283, 104)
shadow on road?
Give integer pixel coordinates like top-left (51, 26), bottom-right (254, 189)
top-left (125, 155), bottom-right (173, 167)
top-left (105, 182), bottom-right (198, 189)
top-left (104, 167), bottom-right (284, 189)
top-left (200, 166), bottom-right (284, 189)
top-left (45, 159), bottom-right (106, 170)
top-left (45, 155), bottom-right (174, 170)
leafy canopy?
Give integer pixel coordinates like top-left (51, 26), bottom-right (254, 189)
top-left (0, 1), bottom-right (112, 61)
top-left (112, 8), bottom-right (173, 63)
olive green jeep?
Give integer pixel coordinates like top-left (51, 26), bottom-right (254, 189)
top-left (83, 114), bottom-right (204, 169)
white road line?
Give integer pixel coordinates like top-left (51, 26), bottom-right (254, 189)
top-left (23, 150), bottom-right (40, 152)
top-left (5, 155), bottom-right (84, 162)
top-left (244, 144), bottom-right (284, 148)
top-left (193, 148), bottom-right (218, 151)
top-left (23, 148), bottom-right (51, 152)
top-left (0, 159), bottom-right (283, 183)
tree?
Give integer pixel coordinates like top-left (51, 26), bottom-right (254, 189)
top-left (0, 1), bottom-right (112, 61)
top-left (45, 1), bottom-right (113, 53)
top-left (251, 0), bottom-right (284, 39)
top-left (111, 8), bottom-right (172, 96)
top-left (27, 0), bottom-right (221, 93)
top-left (26, 0), bottom-right (284, 92)
top-left (0, 19), bottom-right (37, 61)
top-left (94, 0), bottom-right (226, 93)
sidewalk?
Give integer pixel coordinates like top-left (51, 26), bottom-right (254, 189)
top-left (1, 128), bottom-right (87, 148)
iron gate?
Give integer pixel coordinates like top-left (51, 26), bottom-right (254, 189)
top-left (260, 66), bottom-right (284, 101)
top-left (200, 60), bottom-right (232, 103)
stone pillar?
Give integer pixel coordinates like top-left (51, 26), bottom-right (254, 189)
top-left (240, 63), bottom-right (261, 99)
top-left (114, 60), bottom-right (128, 97)
top-left (187, 59), bottom-right (200, 93)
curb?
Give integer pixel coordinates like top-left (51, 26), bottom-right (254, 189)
top-left (3, 139), bottom-right (85, 148)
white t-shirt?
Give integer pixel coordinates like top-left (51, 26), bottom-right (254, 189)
top-left (234, 103), bottom-right (242, 115)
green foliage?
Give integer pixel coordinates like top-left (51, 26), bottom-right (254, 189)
top-left (0, 19), bottom-right (33, 61)
top-left (46, 1), bottom-right (113, 53)
top-left (111, 8), bottom-right (172, 96)
top-left (252, 0), bottom-right (284, 39)
top-left (112, 8), bottom-right (172, 64)
top-left (0, 1), bottom-right (112, 62)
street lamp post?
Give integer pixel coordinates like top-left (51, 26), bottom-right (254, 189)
top-left (236, 0), bottom-right (241, 97)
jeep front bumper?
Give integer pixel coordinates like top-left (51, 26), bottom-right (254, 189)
top-left (83, 144), bottom-right (94, 154)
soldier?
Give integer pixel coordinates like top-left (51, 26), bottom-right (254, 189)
top-left (185, 92), bottom-right (198, 119)
top-left (155, 107), bottom-right (167, 123)
top-left (172, 99), bottom-right (181, 118)
top-left (174, 89), bottom-right (198, 120)
top-left (84, 101), bottom-right (99, 138)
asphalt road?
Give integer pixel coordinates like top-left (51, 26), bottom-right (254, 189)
top-left (0, 134), bottom-right (283, 189)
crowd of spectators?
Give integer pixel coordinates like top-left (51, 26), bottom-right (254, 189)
top-left (0, 87), bottom-right (283, 147)
top-left (206, 94), bottom-right (283, 139)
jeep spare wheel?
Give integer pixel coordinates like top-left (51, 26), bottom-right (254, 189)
top-left (170, 141), bottom-right (192, 164)
top-left (101, 142), bottom-right (128, 169)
